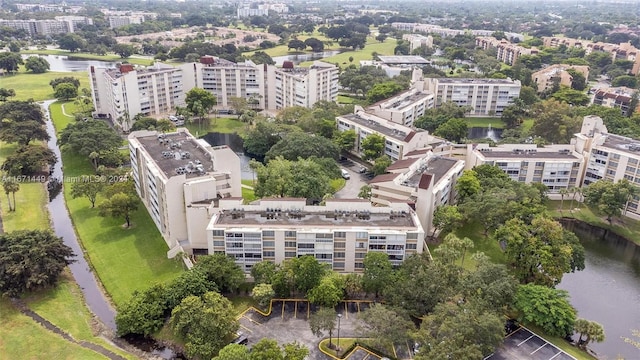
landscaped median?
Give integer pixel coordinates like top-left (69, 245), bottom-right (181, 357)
top-left (49, 101), bottom-right (183, 307)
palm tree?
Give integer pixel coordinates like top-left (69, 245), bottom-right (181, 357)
top-left (570, 187), bottom-right (582, 212)
top-left (2, 179), bottom-right (20, 212)
top-left (559, 187), bottom-right (569, 212)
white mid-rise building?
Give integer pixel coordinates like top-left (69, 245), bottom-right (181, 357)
top-left (369, 152), bottom-right (465, 234)
top-left (0, 17), bottom-right (92, 36)
top-left (366, 87), bottom-right (434, 127)
top-left (207, 198), bottom-right (426, 273)
top-left (265, 61), bottom-right (339, 110)
top-left (337, 107), bottom-right (446, 161)
top-left (466, 143), bottom-right (585, 194)
top-left (108, 16), bottom-right (144, 29)
top-left (403, 34), bottom-right (434, 52)
top-left (424, 78), bottom-right (521, 116)
top-left (90, 63), bottom-right (186, 132)
top-left (129, 129), bottom-right (242, 258)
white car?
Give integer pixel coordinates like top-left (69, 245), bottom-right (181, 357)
top-left (341, 169), bottom-right (350, 179)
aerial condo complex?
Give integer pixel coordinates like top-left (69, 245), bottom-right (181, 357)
top-left (1, 1), bottom-right (639, 360)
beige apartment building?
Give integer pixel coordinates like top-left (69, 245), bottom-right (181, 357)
top-left (593, 87), bottom-right (639, 115)
top-left (365, 87), bottom-right (434, 127)
top-left (128, 129), bottom-right (242, 258)
top-left (531, 64), bottom-right (590, 93)
top-left (264, 61), bottom-right (339, 110)
top-left (336, 107), bottom-right (446, 161)
top-left (402, 34), bottom-right (434, 52)
top-left (475, 37), bottom-right (539, 66)
top-left (574, 116), bottom-right (640, 219)
top-left (424, 77), bottom-right (521, 116)
top-left (368, 152), bottom-right (465, 235)
top-left (207, 198), bottom-right (426, 273)
top-left (0, 16), bottom-right (92, 36)
top-left (90, 63), bottom-right (185, 132)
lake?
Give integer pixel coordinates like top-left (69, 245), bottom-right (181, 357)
top-left (21, 54), bottom-right (117, 72)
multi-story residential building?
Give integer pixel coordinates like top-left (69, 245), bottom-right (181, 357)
top-left (264, 61), bottom-right (339, 110)
top-left (90, 58), bottom-right (339, 125)
top-left (593, 87), bottom-right (638, 115)
top-left (90, 63), bottom-right (186, 132)
top-left (574, 116), bottom-right (640, 219)
top-left (362, 55), bottom-right (430, 77)
top-left (108, 16), bottom-right (144, 29)
top-left (15, 3), bottom-right (84, 13)
top-left (531, 64), bottom-right (590, 94)
top-left (424, 78), bottom-right (521, 116)
top-left (392, 23), bottom-right (524, 41)
top-left (365, 87), bottom-right (434, 127)
top-left (206, 198), bottom-right (426, 272)
top-left (236, 7), bottom-right (269, 18)
top-left (543, 36), bottom-right (640, 75)
top-left (475, 37), bottom-right (539, 66)
top-left (402, 34), bottom-right (433, 52)
top-left (368, 151), bottom-right (465, 234)
top-left (336, 107), bottom-right (446, 161)
top-left (466, 143), bottom-right (585, 194)
top-left (182, 56), bottom-right (267, 110)
top-left (0, 17), bottom-right (92, 36)
top-left (129, 129), bottom-right (242, 258)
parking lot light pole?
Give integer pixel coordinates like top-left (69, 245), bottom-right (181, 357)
top-left (336, 313), bottom-right (342, 355)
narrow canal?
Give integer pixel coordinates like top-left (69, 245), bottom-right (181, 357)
top-left (42, 100), bottom-right (117, 330)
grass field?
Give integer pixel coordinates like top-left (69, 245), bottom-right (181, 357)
top-left (22, 49), bottom-right (153, 66)
top-left (0, 298), bottom-right (108, 360)
top-left (185, 117), bottom-right (247, 137)
top-left (521, 118), bottom-right (534, 134)
top-left (50, 102), bottom-right (183, 306)
top-left (1, 69), bottom-right (90, 102)
top-left (466, 117), bottom-right (506, 129)
top-left (299, 38), bottom-right (397, 68)
top-left (431, 221), bottom-right (507, 270)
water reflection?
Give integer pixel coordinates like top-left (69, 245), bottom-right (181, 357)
top-left (21, 54), bottom-right (119, 72)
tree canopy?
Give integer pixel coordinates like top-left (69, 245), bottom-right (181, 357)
top-left (514, 284), bottom-right (577, 338)
top-left (265, 132), bottom-right (340, 162)
top-left (24, 56), bottom-right (50, 73)
top-left (583, 179), bottom-right (638, 224)
top-left (252, 157), bottom-right (336, 199)
top-left (0, 230), bottom-right (74, 297)
top-left (58, 120), bottom-right (123, 158)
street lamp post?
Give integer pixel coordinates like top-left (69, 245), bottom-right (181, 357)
top-left (336, 313), bottom-right (342, 355)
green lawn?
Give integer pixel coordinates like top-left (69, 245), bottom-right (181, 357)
top-left (432, 222), bottom-right (507, 270)
top-left (547, 200), bottom-right (640, 245)
top-left (521, 119), bottom-right (534, 134)
top-left (185, 117), bottom-right (247, 137)
top-left (50, 102), bottom-right (183, 306)
top-left (22, 49), bottom-right (153, 66)
top-left (0, 142), bottom-right (50, 232)
top-left (0, 298), bottom-right (108, 360)
top-left (300, 38), bottom-right (397, 68)
top-left (23, 274), bottom-right (136, 360)
top-left (466, 117), bottom-right (506, 129)
top-left (1, 70), bottom-right (90, 102)
top-left (229, 295), bottom-right (260, 315)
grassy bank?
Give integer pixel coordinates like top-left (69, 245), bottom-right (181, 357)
top-left (50, 101), bottom-right (183, 306)
top-left (547, 200), bottom-right (640, 244)
top-left (1, 70), bottom-right (90, 102)
top-left (300, 38), bottom-right (397, 68)
top-left (466, 117), bottom-right (506, 129)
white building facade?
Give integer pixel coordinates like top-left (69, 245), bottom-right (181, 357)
top-left (424, 78), bottom-right (521, 116)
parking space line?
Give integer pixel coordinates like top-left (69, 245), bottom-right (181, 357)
top-left (281, 300), bottom-right (285, 320)
top-left (549, 351), bottom-right (564, 360)
top-left (517, 334), bottom-right (535, 346)
top-left (505, 326), bottom-right (523, 338)
top-left (406, 341), bottom-right (413, 359)
top-left (344, 302), bottom-right (348, 319)
top-left (294, 301), bottom-right (297, 319)
top-left (242, 314), bottom-right (262, 326)
top-left (239, 324), bottom-right (253, 333)
top-left (531, 343), bottom-right (547, 355)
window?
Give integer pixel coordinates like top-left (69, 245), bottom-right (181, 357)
top-left (355, 252), bottom-right (365, 259)
top-left (406, 243), bottom-right (417, 250)
top-left (285, 251), bottom-right (297, 258)
top-left (406, 233), bottom-right (418, 240)
top-left (263, 251), bottom-right (275, 257)
top-left (334, 252), bottom-right (345, 258)
top-left (285, 231), bottom-right (297, 238)
top-left (356, 232), bottom-right (368, 239)
top-left (357, 242), bottom-right (365, 248)
top-left (262, 230), bottom-right (275, 237)
top-left (369, 244), bottom-right (385, 250)
top-left (213, 241), bottom-right (225, 247)
top-left (285, 241), bottom-right (296, 248)
top-left (212, 230), bottom-right (224, 237)
top-left (333, 262), bottom-right (345, 269)
top-left (315, 254), bottom-right (332, 259)
top-left (334, 231), bottom-right (346, 238)
top-left (263, 241), bottom-right (275, 247)
top-left (316, 233), bottom-right (333, 239)
top-left (334, 242), bottom-right (345, 249)
top-left (355, 262), bottom-right (364, 269)
top-left (298, 243), bottom-right (314, 249)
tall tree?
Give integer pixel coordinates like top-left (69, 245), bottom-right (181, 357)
top-left (0, 230), bottom-right (75, 297)
top-left (434, 118), bottom-right (468, 142)
top-left (362, 252), bottom-right (392, 297)
top-left (361, 134), bottom-right (385, 160)
top-left (574, 318), bottom-right (606, 350)
top-left (530, 99), bottom-right (581, 143)
top-left (1, 178), bottom-right (19, 212)
top-left (2, 144), bottom-right (57, 176)
top-left (514, 284), bottom-right (577, 338)
top-left (334, 129), bottom-right (356, 152)
top-left (309, 307), bottom-right (338, 347)
top-left (431, 205), bottom-right (464, 236)
top-left (357, 304), bottom-right (414, 349)
top-left (70, 180), bottom-right (104, 208)
top-left (0, 52), bottom-right (23, 74)
top-left (308, 276), bottom-right (343, 307)
top-left (24, 56), bottom-right (50, 73)
top-left (495, 216), bottom-right (585, 286)
top-left (98, 192), bottom-right (139, 227)
top-left (0, 120), bottom-right (49, 146)
top-left (115, 283), bottom-right (168, 336)
top-left (251, 283), bottom-right (275, 308)
top-left (0, 88), bottom-right (16, 102)
top-left (214, 344), bottom-right (250, 360)
top-left (58, 120), bottom-right (122, 158)
top-left (185, 88), bottom-right (216, 120)
top-left (192, 254), bottom-right (245, 293)
top-left (583, 179), bottom-right (638, 224)
top-left (265, 132), bottom-right (340, 162)
top-left (54, 83), bottom-right (78, 100)
top-left (170, 291), bottom-right (239, 360)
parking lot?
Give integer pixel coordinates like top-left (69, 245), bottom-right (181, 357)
top-left (237, 300), bottom-right (390, 360)
top-left (486, 327), bottom-right (576, 360)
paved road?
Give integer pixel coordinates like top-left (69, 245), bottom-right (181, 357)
top-left (334, 160), bottom-right (369, 199)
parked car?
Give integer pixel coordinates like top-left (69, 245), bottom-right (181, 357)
top-left (341, 169), bottom-right (350, 179)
